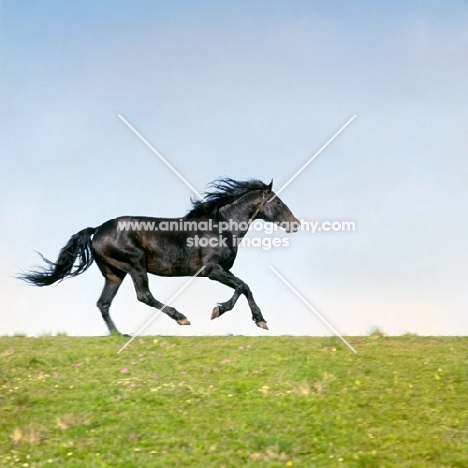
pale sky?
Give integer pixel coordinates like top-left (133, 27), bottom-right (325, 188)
top-left (1, 1), bottom-right (467, 337)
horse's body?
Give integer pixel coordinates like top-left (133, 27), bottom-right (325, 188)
top-left (22, 179), bottom-right (299, 334)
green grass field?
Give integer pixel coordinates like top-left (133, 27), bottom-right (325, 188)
top-left (1, 335), bottom-right (467, 467)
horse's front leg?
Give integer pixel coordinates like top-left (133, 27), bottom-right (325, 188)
top-left (204, 265), bottom-right (268, 330)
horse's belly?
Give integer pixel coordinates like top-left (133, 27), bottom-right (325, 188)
top-left (146, 256), bottom-right (195, 277)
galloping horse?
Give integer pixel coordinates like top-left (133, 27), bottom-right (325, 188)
top-left (21, 178), bottom-right (299, 334)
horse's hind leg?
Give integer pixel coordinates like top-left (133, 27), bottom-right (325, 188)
top-left (129, 268), bottom-right (191, 326)
top-left (96, 263), bottom-right (127, 335)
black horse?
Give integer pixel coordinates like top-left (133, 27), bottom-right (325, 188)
top-left (21, 178), bottom-right (299, 334)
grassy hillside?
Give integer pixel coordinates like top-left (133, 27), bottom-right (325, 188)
top-left (1, 335), bottom-right (467, 467)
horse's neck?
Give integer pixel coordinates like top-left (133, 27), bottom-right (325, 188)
top-left (219, 200), bottom-right (257, 238)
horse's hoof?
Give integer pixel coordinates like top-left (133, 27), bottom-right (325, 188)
top-left (211, 306), bottom-right (220, 320)
top-left (177, 318), bottom-right (191, 326)
top-left (122, 333), bottom-right (131, 338)
top-left (256, 321), bottom-right (269, 330)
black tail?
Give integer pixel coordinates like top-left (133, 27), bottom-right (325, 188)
top-left (20, 227), bottom-right (96, 286)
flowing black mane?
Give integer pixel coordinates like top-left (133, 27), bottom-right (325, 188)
top-left (186, 178), bottom-right (268, 219)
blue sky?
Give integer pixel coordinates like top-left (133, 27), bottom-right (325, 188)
top-left (1, 1), bottom-right (467, 337)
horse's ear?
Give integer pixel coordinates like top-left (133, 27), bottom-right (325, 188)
top-left (267, 179), bottom-right (273, 191)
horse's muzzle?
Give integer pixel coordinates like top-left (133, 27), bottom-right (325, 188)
top-left (285, 217), bottom-right (300, 233)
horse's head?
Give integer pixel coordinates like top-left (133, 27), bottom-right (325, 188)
top-left (255, 180), bottom-right (299, 233)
